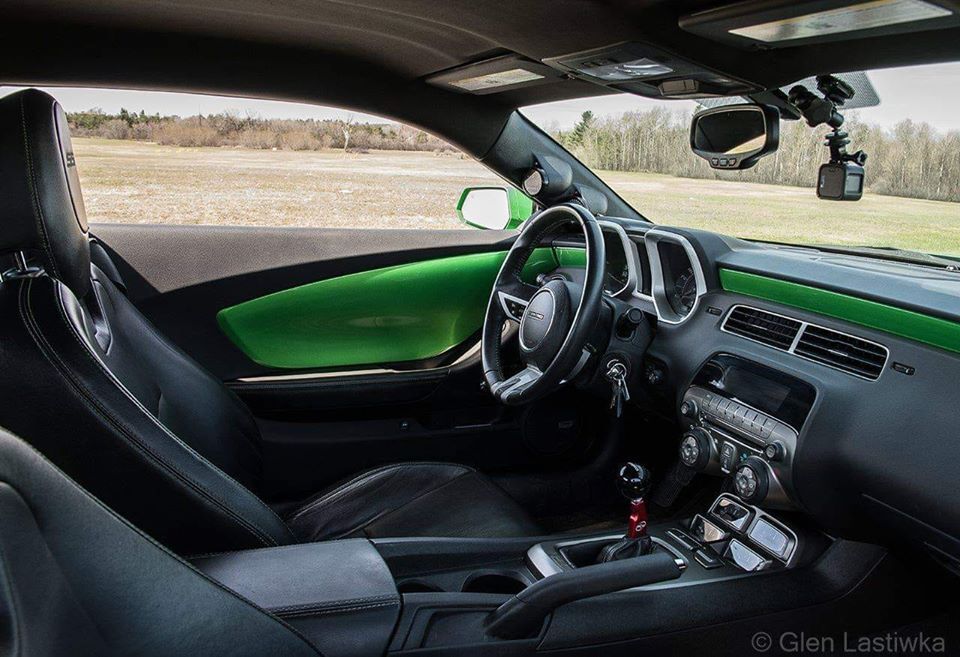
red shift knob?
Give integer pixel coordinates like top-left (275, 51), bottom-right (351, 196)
top-left (627, 498), bottom-right (648, 539)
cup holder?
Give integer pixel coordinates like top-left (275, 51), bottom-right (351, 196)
top-left (460, 572), bottom-right (527, 595)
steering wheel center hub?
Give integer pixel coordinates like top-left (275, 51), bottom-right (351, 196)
top-left (520, 279), bottom-right (571, 365)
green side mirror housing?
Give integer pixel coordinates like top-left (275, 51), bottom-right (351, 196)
top-left (456, 186), bottom-right (535, 230)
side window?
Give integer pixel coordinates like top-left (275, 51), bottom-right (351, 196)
top-left (3, 87), bottom-right (529, 230)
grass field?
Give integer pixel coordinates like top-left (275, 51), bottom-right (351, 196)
top-left (74, 138), bottom-right (960, 255)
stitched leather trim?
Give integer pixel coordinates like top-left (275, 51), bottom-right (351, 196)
top-left (269, 594), bottom-right (399, 616)
top-left (19, 94), bottom-right (59, 279)
top-left (0, 534), bottom-right (23, 657)
top-left (19, 278), bottom-right (284, 548)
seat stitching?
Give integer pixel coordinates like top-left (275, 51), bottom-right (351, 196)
top-left (0, 540), bottom-right (23, 657)
top-left (19, 279), bottom-right (279, 548)
top-left (19, 95), bottom-right (60, 279)
top-left (287, 461), bottom-right (473, 522)
top-left (0, 441), bottom-right (322, 656)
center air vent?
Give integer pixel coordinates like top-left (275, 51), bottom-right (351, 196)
top-left (722, 305), bottom-right (888, 380)
top-left (723, 306), bottom-right (801, 350)
top-left (795, 325), bottom-right (887, 380)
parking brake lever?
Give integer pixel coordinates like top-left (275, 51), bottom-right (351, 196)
top-left (484, 551), bottom-right (683, 640)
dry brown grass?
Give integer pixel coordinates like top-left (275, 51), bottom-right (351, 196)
top-left (75, 138), bottom-right (500, 230)
top-left (74, 138), bottom-right (960, 255)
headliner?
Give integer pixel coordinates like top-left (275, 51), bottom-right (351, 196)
top-left (2, 0), bottom-right (959, 154)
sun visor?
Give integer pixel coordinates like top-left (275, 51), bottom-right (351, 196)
top-left (426, 55), bottom-right (562, 95)
top-left (680, 0), bottom-right (959, 49)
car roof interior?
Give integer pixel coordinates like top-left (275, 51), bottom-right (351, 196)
top-left (3, 0), bottom-right (960, 157)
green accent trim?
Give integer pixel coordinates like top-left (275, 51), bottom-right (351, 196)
top-left (218, 249), bottom-right (559, 370)
top-left (719, 268), bottom-right (960, 354)
top-left (554, 247), bottom-right (587, 268)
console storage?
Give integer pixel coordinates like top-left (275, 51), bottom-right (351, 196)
top-left (192, 538), bottom-right (399, 657)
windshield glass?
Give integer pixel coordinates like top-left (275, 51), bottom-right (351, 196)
top-left (522, 62), bottom-right (960, 257)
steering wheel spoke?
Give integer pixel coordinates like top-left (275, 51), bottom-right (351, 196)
top-left (496, 279), bottom-right (538, 323)
top-left (490, 365), bottom-right (542, 404)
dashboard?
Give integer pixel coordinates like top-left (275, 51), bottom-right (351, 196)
top-left (551, 214), bottom-right (960, 575)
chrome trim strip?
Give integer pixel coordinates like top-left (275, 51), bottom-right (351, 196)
top-left (642, 230), bottom-right (707, 325)
top-left (497, 291), bottom-right (528, 322)
top-left (597, 220), bottom-right (641, 298)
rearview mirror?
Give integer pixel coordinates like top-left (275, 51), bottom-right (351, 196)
top-left (456, 186), bottom-right (534, 230)
top-left (690, 104), bottom-right (779, 171)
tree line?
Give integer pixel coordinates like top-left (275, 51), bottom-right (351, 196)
top-left (67, 108), bottom-right (456, 153)
top-left (554, 108), bottom-right (960, 203)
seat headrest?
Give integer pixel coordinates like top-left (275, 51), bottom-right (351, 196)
top-left (0, 88), bottom-right (91, 297)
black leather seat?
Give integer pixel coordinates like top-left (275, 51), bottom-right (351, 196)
top-left (0, 88), bottom-right (540, 555)
top-left (0, 426), bottom-right (323, 657)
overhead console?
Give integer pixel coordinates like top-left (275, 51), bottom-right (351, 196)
top-left (678, 354), bottom-right (816, 508)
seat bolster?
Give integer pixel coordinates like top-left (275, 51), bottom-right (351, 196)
top-left (0, 276), bottom-right (293, 554)
top-left (287, 462), bottom-right (541, 542)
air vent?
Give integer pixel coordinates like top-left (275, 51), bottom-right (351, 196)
top-left (795, 325), bottom-right (887, 380)
top-left (722, 305), bottom-right (889, 380)
top-left (723, 306), bottom-right (801, 350)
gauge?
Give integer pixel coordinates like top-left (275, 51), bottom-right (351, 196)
top-left (672, 267), bottom-right (697, 316)
top-left (602, 228), bottom-right (630, 295)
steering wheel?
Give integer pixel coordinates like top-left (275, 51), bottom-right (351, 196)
top-left (482, 203), bottom-right (605, 405)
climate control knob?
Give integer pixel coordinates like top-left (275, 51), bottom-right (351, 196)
top-left (733, 457), bottom-right (769, 504)
top-left (679, 427), bottom-right (711, 471)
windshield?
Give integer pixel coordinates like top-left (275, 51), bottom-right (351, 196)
top-left (522, 62), bottom-right (960, 257)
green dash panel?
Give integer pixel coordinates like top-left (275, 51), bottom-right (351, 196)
top-left (218, 248), bottom-right (562, 370)
top-left (719, 268), bottom-right (960, 354)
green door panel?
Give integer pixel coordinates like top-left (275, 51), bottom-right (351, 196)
top-left (720, 268), bottom-right (960, 354)
top-left (218, 248), bottom-right (563, 370)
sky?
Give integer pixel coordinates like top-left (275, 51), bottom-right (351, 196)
top-left (2, 62), bottom-right (958, 132)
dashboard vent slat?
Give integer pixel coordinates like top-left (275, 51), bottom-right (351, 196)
top-left (722, 305), bottom-right (888, 381)
top-left (722, 306), bottom-right (801, 350)
top-left (795, 325), bottom-right (887, 380)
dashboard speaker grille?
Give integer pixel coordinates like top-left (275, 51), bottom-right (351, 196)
top-left (795, 325), bottom-right (887, 380)
top-left (723, 306), bottom-right (801, 350)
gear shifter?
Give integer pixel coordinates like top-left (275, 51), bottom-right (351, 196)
top-left (597, 462), bottom-right (654, 563)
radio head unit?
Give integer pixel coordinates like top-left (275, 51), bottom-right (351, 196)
top-left (679, 354), bottom-right (817, 509)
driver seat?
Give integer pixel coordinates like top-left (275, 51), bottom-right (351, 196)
top-left (0, 88), bottom-right (540, 555)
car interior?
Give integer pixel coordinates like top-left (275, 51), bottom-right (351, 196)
top-left (2, 1), bottom-right (960, 656)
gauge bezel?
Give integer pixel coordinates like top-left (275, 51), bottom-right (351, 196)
top-left (641, 229), bottom-right (707, 325)
top-left (597, 220), bottom-right (641, 298)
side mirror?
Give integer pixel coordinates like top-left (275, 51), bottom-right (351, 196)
top-left (690, 104), bottom-right (779, 171)
top-left (456, 186), bottom-right (534, 230)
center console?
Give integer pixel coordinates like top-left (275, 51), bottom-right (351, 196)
top-left (678, 353), bottom-right (816, 508)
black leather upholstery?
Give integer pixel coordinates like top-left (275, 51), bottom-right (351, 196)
top-left (0, 88), bottom-right (541, 555)
top-left (0, 427), bottom-right (321, 657)
top-left (193, 539), bottom-right (400, 657)
top-left (0, 87), bottom-right (91, 298)
top-left (286, 462), bottom-right (541, 542)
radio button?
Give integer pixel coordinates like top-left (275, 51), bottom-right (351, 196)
top-left (720, 441), bottom-right (738, 473)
